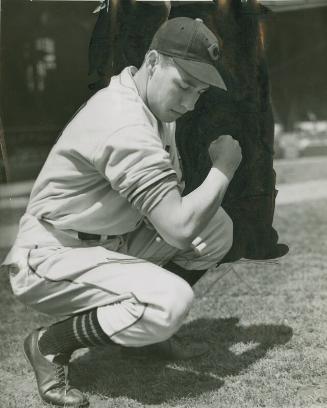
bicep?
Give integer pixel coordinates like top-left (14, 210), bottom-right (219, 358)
top-left (147, 187), bottom-right (190, 249)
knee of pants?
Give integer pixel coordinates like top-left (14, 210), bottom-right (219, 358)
top-left (171, 210), bottom-right (234, 272)
top-left (153, 277), bottom-right (194, 341)
top-left (218, 212), bottom-right (234, 259)
top-left (97, 274), bottom-right (194, 346)
top-left (199, 210), bottom-right (234, 263)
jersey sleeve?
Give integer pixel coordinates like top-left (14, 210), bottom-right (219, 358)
top-left (93, 124), bottom-right (179, 214)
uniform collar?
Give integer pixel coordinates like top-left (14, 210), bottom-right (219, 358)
top-left (115, 67), bottom-right (175, 137)
top-left (118, 66), bottom-right (141, 94)
top-left (117, 66), bottom-right (160, 125)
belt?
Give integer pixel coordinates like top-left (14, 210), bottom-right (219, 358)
top-left (77, 232), bottom-right (117, 241)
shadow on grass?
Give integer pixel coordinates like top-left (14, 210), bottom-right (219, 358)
top-left (71, 317), bottom-right (293, 404)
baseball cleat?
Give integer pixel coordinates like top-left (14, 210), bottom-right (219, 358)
top-left (23, 329), bottom-right (89, 407)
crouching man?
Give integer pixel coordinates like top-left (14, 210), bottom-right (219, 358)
top-left (2, 18), bottom-right (241, 407)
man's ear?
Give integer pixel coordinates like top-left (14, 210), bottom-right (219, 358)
top-left (146, 50), bottom-right (160, 76)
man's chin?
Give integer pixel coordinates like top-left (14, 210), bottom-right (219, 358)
top-left (155, 109), bottom-right (182, 123)
top-left (164, 117), bottom-right (178, 123)
top-left (165, 110), bottom-right (182, 122)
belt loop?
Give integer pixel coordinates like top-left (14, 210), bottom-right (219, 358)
top-left (99, 234), bottom-right (108, 243)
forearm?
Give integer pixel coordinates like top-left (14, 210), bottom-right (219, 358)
top-left (148, 166), bottom-right (230, 249)
top-left (148, 136), bottom-right (241, 249)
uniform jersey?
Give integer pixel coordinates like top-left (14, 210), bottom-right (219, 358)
top-left (1, 65), bottom-right (233, 349)
top-left (15, 67), bottom-right (184, 247)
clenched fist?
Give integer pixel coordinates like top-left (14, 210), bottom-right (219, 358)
top-left (208, 135), bottom-right (242, 181)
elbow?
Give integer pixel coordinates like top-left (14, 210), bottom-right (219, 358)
top-left (177, 228), bottom-right (197, 250)
top-left (161, 224), bottom-right (196, 250)
top-left (165, 237), bottom-right (192, 251)
top-left (171, 236), bottom-right (193, 251)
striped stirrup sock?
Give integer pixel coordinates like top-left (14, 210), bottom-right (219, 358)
top-left (38, 309), bottom-right (111, 357)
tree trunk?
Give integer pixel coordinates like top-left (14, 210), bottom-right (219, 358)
top-left (88, 0), bottom-right (288, 261)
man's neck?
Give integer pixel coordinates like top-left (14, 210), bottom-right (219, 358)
top-left (133, 66), bottom-right (163, 126)
top-left (133, 66), bottom-right (148, 106)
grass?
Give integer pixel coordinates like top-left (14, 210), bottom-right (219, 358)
top-left (1, 160), bottom-right (327, 407)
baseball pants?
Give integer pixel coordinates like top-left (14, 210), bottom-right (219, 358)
top-left (9, 208), bottom-right (233, 347)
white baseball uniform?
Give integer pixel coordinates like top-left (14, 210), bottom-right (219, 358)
top-left (2, 66), bottom-right (233, 347)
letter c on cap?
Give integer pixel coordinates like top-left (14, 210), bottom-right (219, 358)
top-left (208, 43), bottom-right (220, 61)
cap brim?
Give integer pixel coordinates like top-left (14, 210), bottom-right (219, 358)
top-left (173, 57), bottom-right (227, 91)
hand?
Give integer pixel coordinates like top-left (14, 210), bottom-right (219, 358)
top-left (208, 135), bottom-right (242, 181)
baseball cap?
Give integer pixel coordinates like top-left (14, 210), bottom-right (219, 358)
top-left (149, 17), bottom-right (227, 90)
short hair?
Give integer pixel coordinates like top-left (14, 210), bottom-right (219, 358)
top-left (158, 52), bottom-right (175, 67)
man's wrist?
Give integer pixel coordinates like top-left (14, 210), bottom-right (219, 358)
top-left (211, 164), bottom-right (233, 184)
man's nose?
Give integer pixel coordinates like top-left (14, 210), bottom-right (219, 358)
top-left (181, 93), bottom-right (199, 112)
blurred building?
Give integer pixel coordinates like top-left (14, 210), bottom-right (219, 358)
top-left (0, 0), bottom-right (95, 181)
top-left (265, 3), bottom-right (327, 131)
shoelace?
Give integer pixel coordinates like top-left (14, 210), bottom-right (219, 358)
top-left (54, 364), bottom-right (68, 390)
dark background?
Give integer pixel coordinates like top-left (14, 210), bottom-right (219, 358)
top-left (1, 0), bottom-right (327, 181)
